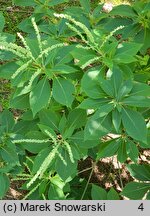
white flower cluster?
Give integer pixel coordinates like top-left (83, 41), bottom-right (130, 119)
top-left (22, 69), bottom-right (41, 94)
top-left (0, 42), bottom-right (30, 59)
top-left (31, 17), bottom-right (42, 53)
top-left (56, 150), bottom-right (67, 166)
top-left (66, 22), bottom-right (87, 44)
top-left (64, 141), bottom-right (75, 163)
top-left (100, 25), bottom-right (125, 49)
top-left (17, 32), bottom-right (34, 60)
top-left (81, 56), bottom-right (100, 69)
top-left (12, 138), bottom-right (50, 144)
top-left (22, 128), bottom-right (75, 188)
top-left (11, 59), bottom-right (32, 79)
top-left (0, 17), bottom-right (66, 80)
top-left (27, 143), bottom-right (60, 188)
top-left (54, 13), bottom-right (95, 44)
top-left (38, 43), bottom-right (65, 58)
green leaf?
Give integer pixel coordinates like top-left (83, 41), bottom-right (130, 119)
top-left (71, 47), bottom-right (95, 61)
top-left (114, 55), bottom-right (137, 64)
top-left (71, 131), bottom-right (99, 149)
top-left (117, 80), bottom-right (133, 99)
top-left (130, 82), bottom-right (150, 97)
top-left (0, 173), bottom-right (10, 199)
top-left (0, 62), bottom-right (19, 79)
top-left (55, 148), bottom-right (77, 181)
top-left (144, 130), bottom-right (150, 149)
top-left (127, 164), bottom-right (150, 181)
top-left (133, 2), bottom-right (150, 15)
top-left (97, 139), bottom-right (120, 159)
top-left (0, 37), bottom-right (16, 61)
top-left (102, 42), bottom-right (118, 58)
top-left (115, 42), bottom-right (142, 57)
top-left (54, 45), bottom-right (74, 65)
top-left (51, 64), bottom-right (78, 75)
top-left (122, 96), bottom-right (150, 107)
top-left (1, 143), bottom-right (18, 164)
top-left (121, 182), bottom-right (150, 200)
top-left (48, 0), bottom-right (69, 6)
top-left (70, 143), bottom-right (87, 159)
top-left (23, 131), bottom-right (50, 154)
top-left (0, 110), bottom-right (15, 132)
top-left (92, 4), bottom-right (104, 18)
top-left (77, 55), bottom-right (98, 68)
top-left (13, 119), bottom-right (38, 135)
top-left (0, 12), bottom-right (5, 32)
top-left (91, 184), bottom-right (107, 200)
top-left (39, 109), bottom-right (60, 131)
top-left (134, 72), bottom-right (150, 84)
top-left (114, 42), bottom-right (142, 63)
top-left (117, 142), bottom-right (127, 163)
top-left (15, 76), bottom-right (39, 96)
top-left (13, 0), bottom-right (35, 6)
top-left (84, 115), bottom-right (110, 140)
top-left (32, 147), bottom-right (52, 174)
top-left (104, 15), bottom-right (132, 32)
top-left (0, 162), bottom-right (16, 174)
top-left (39, 181), bottom-right (47, 196)
top-left (121, 108), bottom-right (147, 143)
top-left (110, 4), bottom-right (137, 18)
top-left (112, 109), bottom-right (121, 132)
top-left (79, 98), bottom-right (110, 109)
top-left (110, 67), bottom-right (123, 98)
top-left (50, 175), bottom-right (65, 190)
top-left (26, 37), bottom-right (41, 57)
top-left (62, 125), bottom-right (75, 139)
top-left (67, 109), bottom-right (87, 129)
top-left (52, 77), bottom-right (75, 107)
top-left (126, 141), bottom-right (139, 163)
top-left (80, 0), bottom-right (90, 13)
top-left (92, 103), bottom-right (114, 120)
top-left (10, 94), bottom-right (30, 109)
top-left (103, 57), bottom-right (113, 69)
top-left (98, 78), bottom-right (114, 97)
top-left (30, 78), bottom-right (51, 116)
top-left (114, 54), bottom-right (137, 63)
top-left (48, 183), bottom-right (65, 200)
top-left (58, 114), bottom-right (67, 134)
top-left (38, 124), bottom-right (57, 138)
top-left (81, 69), bottom-right (106, 99)
top-left (139, 28), bottom-right (150, 55)
top-left (107, 188), bottom-right (120, 200)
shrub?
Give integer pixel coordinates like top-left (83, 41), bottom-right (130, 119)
top-left (0, 0), bottom-right (150, 200)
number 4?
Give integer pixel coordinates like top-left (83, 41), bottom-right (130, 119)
top-left (138, 203), bottom-right (144, 211)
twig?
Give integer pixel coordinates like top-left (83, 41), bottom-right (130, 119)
top-left (78, 166), bottom-right (93, 175)
top-left (81, 162), bottom-right (96, 200)
top-left (117, 161), bottom-right (124, 190)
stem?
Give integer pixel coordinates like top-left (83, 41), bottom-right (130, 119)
top-left (81, 162), bottom-right (95, 200)
top-left (78, 166), bottom-right (92, 175)
top-left (117, 161), bottom-right (123, 190)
